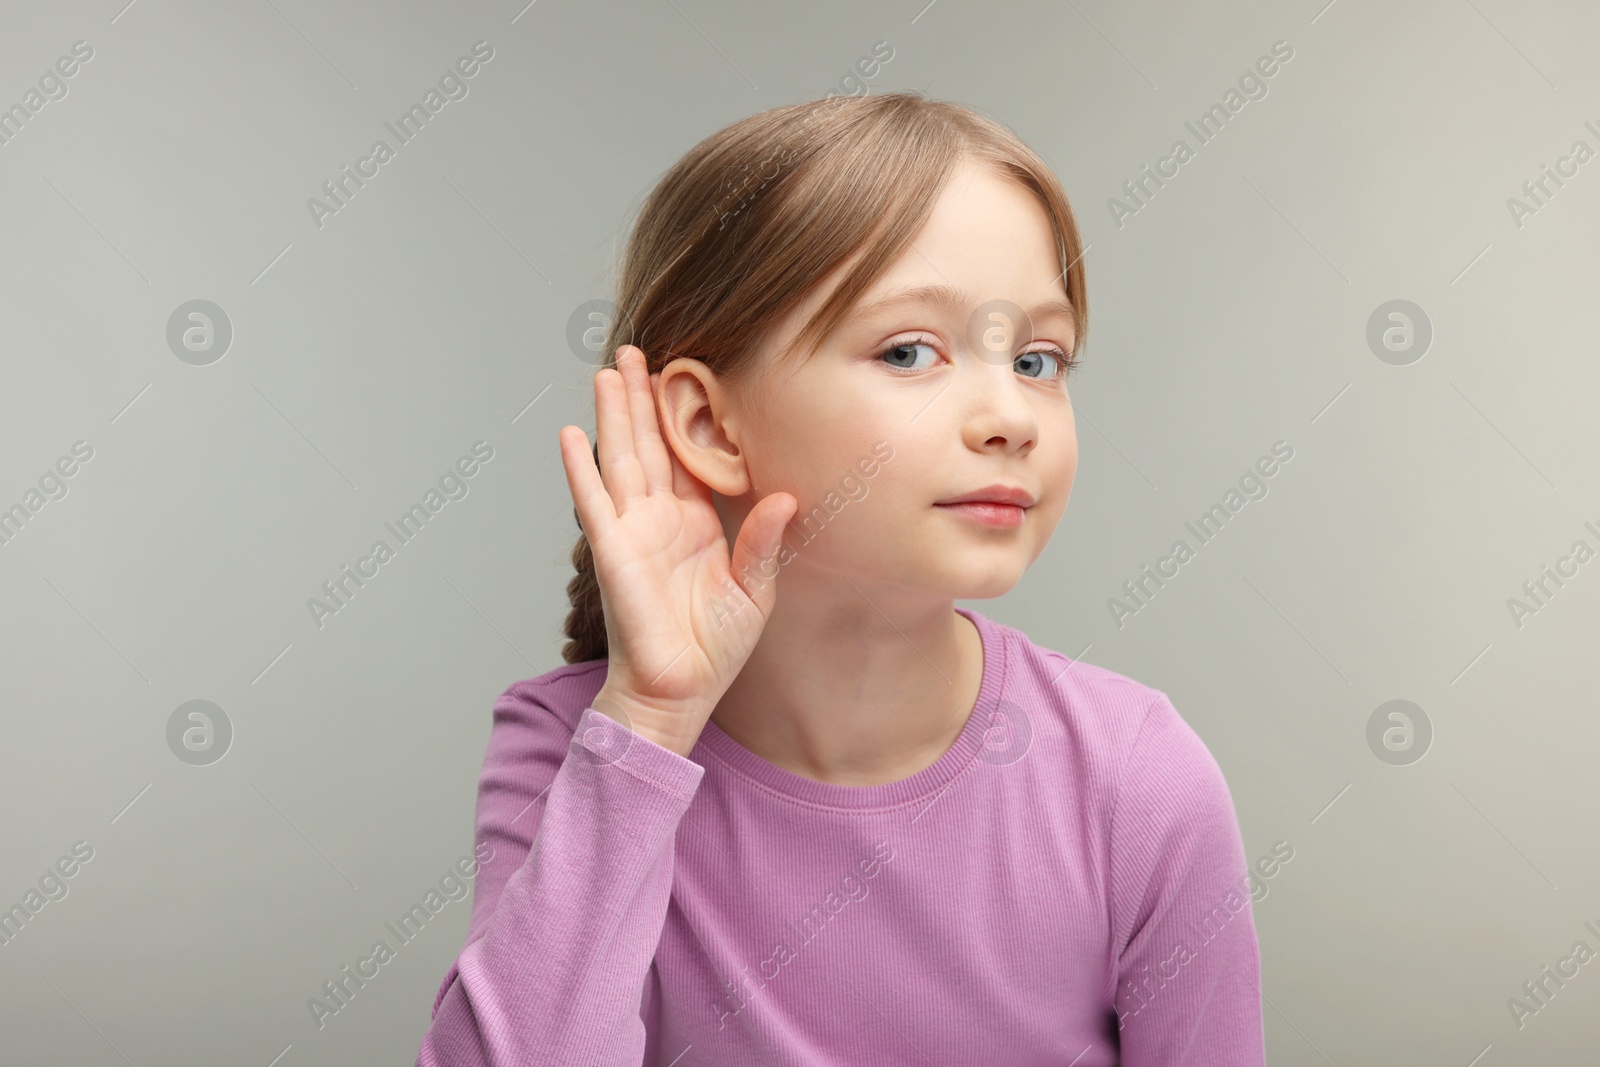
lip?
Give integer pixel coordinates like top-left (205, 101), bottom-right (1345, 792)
top-left (934, 500), bottom-right (1028, 528)
top-left (934, 484), bottom-right (1037, 508)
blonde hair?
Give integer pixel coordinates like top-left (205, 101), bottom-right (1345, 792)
top-left (562, 91), bottom-right (1088, 663)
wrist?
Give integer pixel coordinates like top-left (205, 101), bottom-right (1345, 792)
top-left (590, 685), bottom-right (707, 758)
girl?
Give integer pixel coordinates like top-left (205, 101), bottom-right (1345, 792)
top-left (417, 92), bottom-right (1264, 1066)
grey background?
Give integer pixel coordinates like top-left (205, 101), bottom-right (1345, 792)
top-left (2, 0), bottom-right (1597, 1063)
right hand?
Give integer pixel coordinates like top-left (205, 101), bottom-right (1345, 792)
top-left (557, 344), bottom-right (797, 757)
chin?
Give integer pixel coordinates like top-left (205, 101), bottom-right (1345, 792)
top-left (944, 569), bottom-right (1024, 600)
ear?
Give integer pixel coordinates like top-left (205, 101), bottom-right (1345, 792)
top-left (655, 355), bottom-right (754, 497)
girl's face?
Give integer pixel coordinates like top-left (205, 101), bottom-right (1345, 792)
top-left (691, 160), bottom-right (1078, 602)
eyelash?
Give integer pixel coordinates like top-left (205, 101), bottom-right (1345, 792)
top-left (876, 333), bottom-right (1080, 380)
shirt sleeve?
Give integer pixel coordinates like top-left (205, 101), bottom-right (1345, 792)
top-left (415, 690), bottom-right (705, 1067)
top-left (1106, 692), bottom-right (1265, 1066)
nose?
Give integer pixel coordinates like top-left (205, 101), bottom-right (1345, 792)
top-left (961, 356), bottom-right (1039, 455)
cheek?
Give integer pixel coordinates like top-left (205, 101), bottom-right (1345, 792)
top-left (1030, 410), bottom-right (1077, 532)
top-left (789, 389), bottom-right (898, 472)
top-left (752, 401), bottom-right (888, 506)
top-left (788, 423), bottom-right (928, 538)
top-left (1054, 409), bottom-right (1079, 485)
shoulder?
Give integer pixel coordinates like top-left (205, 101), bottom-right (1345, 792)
top-left (976, 611), bottom-right (1233, 818)
top-left (482, 659), bottom-right (610, 770)
top-left (495, 658), bottom-right (610, 727)
top-left (977, 611), bottom-right (1169, 765)
top-left (468, 659), bottom-right (611, 871)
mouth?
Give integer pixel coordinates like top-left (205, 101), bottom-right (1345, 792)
top-left (933, 500), bottom-right (1029, 528)
top-left (934, 484), bottom-right (1037, 508)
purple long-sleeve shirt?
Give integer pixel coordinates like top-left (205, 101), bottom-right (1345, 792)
top-left (417, 606), bottom-right (1265, 1066)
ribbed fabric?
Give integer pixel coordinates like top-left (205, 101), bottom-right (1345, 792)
top-left (416, 607), bottom-right (1265, 1066)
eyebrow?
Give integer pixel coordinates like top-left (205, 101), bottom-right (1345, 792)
top-left (851, 283), bottom-right (1077, 332)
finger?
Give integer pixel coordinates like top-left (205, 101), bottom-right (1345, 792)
top-left (596, 347), bottom-right (647, 506)
top-left (622, 348), bottom-right (673, 495)
top-left (727, 491), bottom-right (797, 618)
top-left (558, 424), bottom-right (616, 542)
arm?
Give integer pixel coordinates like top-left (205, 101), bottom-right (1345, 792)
top-left (1107, 693), bottom-right (1266, 1066)
top-left (416, 685), bottom-right (704, 1067)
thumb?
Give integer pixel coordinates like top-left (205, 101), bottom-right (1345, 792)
top-left (727, 491), bottom-right (797, 616)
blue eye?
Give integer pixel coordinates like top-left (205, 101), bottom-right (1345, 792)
top-left (876, 336), bottom-right (1079, 379)
top-left (1016, 349), bottom-right (1078, 379)
top-left (879, 340), bottom-right (939, 372)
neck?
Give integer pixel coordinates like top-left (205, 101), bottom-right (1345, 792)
top-left (708, 591), bottom-right (984, 786)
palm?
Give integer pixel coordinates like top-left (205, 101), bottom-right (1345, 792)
top-left (559, 345), bottom-right (794, 710)
top-left (588, 457), bottom-right (760, 701)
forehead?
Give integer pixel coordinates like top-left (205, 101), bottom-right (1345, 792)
top-left (852, 166), bottom-right (1070, 317)
top-left (850, 282), bottom-right (1075, 330)
top-left (760, 164), bottom-right (1073, 370)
